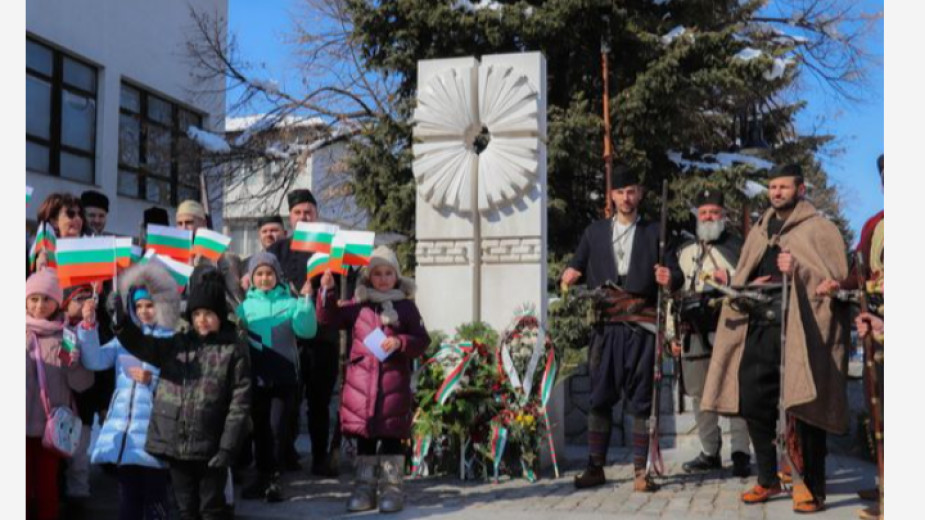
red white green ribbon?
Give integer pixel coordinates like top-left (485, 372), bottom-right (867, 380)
top-left (490, 423), bottom-right (508, 481)
top-left (520, 458), bottom-right (537, 483)
top-left (411, 435), bottom-right (432, 477)
top-left (435, 343), bottom-right (474, 405)
top-left (539, 349), bottom-right (558, 408)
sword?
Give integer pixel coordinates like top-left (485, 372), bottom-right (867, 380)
top-left (777, 273), bottom-right (805, 491)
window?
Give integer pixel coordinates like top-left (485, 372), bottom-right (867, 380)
top-left (26, 37), bottom-right (97, 183)
top-left (118, 83), bottom-right (203, 206)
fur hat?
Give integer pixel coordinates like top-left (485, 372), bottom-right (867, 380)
top-left (287, 189), bottom-right (316, 209)
top-left (186, 265), bottom-right (228, 321)
top-left (246, 251), bottom-right (283, 285)
top-left (26, 269), bottom-right (63, 307)
top-left (80, 190), bottom-right (109, 212)
top-left (118, 262), bottom-right (180, 329)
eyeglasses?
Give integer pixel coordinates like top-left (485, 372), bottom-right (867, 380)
top-left (62, 208), bottom-right (82, 219)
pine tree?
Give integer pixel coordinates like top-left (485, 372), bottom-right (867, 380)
top-left (344, 0), bottom-right (868, 268)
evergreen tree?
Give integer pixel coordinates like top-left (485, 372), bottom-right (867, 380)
top-left (345, 0), bottom-right (863, 270)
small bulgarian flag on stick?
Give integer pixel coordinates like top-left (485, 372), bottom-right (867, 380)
top-left (336, 230), bottom-right (376, 266)
top-left (146, 251), bottom-right (194, 290)
top-left (146, 225), bottom-right (192, 263)
top-left (62, 328), bottom-right (77, 353)
top-left (29, 222), bottom-right (57, 270)
top-left (27, 186), bottom-right (34, 204)
top-left (114, 237), bottom-right (134, 269)
top-left (56, 236), bottom-right (117, 288)
top-left (192, 229), bottom-right (232, 261)
top-left (306, 253), bottom-right (332, 280)
top-left (292, 222), bottom-right (340, 254)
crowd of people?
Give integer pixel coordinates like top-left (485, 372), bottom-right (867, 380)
top-left (25, 188), bottom-right (429, 519)
top-left (24, 154), bottom-right (884, 520)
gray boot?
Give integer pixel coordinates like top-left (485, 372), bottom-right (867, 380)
top-left (346, 455), bottom-right (378, 512)
top-left (378, 455), bottom-right (405, 513)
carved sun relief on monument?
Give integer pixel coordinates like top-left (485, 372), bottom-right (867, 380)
top-left (412, 63), bottom-right (541, 213)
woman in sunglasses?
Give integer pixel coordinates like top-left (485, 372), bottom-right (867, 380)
top-left (31, 193), bottom-right (87, 274)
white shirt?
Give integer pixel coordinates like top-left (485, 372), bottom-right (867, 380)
top-left (611, 217), bottom-right (637, 276)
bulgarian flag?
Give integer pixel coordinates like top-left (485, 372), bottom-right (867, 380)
top-left (29, 222), bottom-right (57, 270)
top-left (336, 230), bottom-right (376, 266)
top-left (145, 251), bottom-right (194, 290)
top-left (146, 225), bottom-right (191, 263)
top-left (306, 253), bottom-right (332, 280)
top-left (114, 237), bottom-right (134, 269)
top-left (27, 186), bottom-right (34, 204)
top-left (192, 229), bottom-right (231, 261)
top-left (328, 237), bottom-right (348, 275)
top-left (56, 236), bottom-right (117, 288)
top-left (292, 222), bottom-right (339, 254)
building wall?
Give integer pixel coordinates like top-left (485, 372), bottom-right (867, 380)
top-left (26, 0), bottom-right (227, 237)
top-left (223, 141), bottom-right (368, 258)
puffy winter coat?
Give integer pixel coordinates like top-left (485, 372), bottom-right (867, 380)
top-left (235, 284), bottom-right (317, 387)
top-left (113, 319), bottom-right (252, 462)
top-left (26, 317), bottom-right (95, 438)
top-left (316, 282), bottom-right (429, 439)
top-left (82, 325), bottom-right (173, 468)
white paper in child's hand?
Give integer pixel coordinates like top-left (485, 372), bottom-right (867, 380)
top-left (363, 328), bottom-right (392, 362)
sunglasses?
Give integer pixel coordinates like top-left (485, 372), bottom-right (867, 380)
top-left (61, 208), bottom-right (82, 219)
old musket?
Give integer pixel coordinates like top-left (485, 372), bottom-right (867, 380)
top-left (646, 181), bottom-right (669, 479)
top-left (776, 273), bottom-right (806, 491)
top-left (855, 251), bottom-right (884, 512)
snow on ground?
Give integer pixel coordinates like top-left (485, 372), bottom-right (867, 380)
top-left (734, 47), bottom-right (762, 61)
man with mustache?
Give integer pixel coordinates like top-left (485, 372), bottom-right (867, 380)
top-left (665, 188), bottom-right (751, 478)
top-left (701, 164), bottom-right (850, 514)
top-left (561, 162), bottom-right (679, 493)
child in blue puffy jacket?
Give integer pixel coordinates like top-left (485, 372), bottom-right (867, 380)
top-left (81, 263), bottom-right (177, 519)
top-left (235, 252), bottom-right (317, 502)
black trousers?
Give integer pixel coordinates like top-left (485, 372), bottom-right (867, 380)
top-left (169, 460), bottom-right (231, 520)
top-left (589, 323), bottom-right (656, 416)
top-left (252, 384), bottom-right (298, 473)
top-left (747, 417), bottom-right (828, 499)
top-left (356, 437), bottom-right (404, 456)
top-left (117, 465), bottom-right (170, 520)
top-left (291, 338), bottom-right (339, 462)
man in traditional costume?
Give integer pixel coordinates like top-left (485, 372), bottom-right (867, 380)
top-left (701, 164), bottom-right (850, 513)
top-left (665, 188), bottom-right (751, 477)
top-left (562, 162), bottom-right (677, 492)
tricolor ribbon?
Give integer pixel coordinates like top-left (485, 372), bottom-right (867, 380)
top-left (411, 435), bottom-right (432, 477)
top-left (490, 423), bottom-right (508, 482)
top-left (434, 342), bottom-right (474, 405)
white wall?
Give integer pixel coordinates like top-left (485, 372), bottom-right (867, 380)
top-left (26, 0), bottom-right (227, 237)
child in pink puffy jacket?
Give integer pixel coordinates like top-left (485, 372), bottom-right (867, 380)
top-left (317, 246), bottom-right (429, 514)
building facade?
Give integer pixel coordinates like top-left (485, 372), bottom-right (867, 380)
top-left (222, 116), bottom-right (367, 258)
top-left (26, 0), bottom-right (227, 237)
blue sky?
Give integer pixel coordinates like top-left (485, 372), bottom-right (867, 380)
top-left (228, 0), bottom-right (884, 240)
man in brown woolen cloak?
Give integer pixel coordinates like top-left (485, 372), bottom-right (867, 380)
top-left (700, 164), bottom-right (851, 514)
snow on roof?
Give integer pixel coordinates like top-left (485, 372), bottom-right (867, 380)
top-left (661, 26), bottom-right (686, 45)
top-left (188, 126), bottom-right (230, 154)
top-left (734, 47), bottom-right (763, 61)
top-left (224, 114), bottom-right (325, 133)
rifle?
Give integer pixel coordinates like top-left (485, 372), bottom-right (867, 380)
top-left (855, 251), bottom-right (884, 512)
top-left (777, 273), bottom-right (805, 491)
top-left (646, 180), bottom-right (669, 478)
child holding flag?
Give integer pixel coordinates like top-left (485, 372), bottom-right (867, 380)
top-left (111, 265), bottom-right (251, 519)
top-left (317, 246), bottom-right (430, 513)
top-left (26, 270), bottom-right (94, 520)
top-left (80, 262), bottom-right (179, 519)
top-left (235, 252), bottom-right (317, 502)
